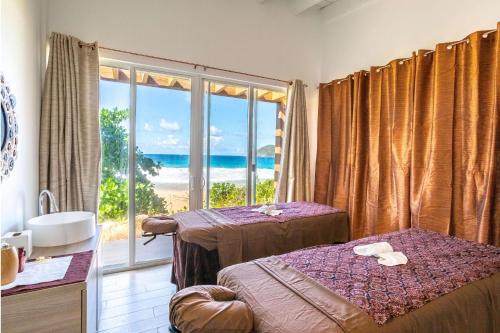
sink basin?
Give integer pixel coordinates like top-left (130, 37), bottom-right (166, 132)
top-left (27, 211), bottom-right (96, 247)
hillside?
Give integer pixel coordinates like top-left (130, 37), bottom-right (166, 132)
top-left (257, 145), bottom-right (275, 157)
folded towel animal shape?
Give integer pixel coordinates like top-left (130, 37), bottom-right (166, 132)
top-left (251, 205), bottom-right (283, 216)
top-left (353, 242), bottom-right (408, 266)
top-left (353, 242), bottom-right (393, 256)
top-left (376, 252), bottom-right (408, 266)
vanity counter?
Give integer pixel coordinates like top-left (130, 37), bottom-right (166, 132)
top-left (1, 226), bottom-right (102, 333)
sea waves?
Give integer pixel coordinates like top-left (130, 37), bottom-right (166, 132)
top-left (148, 167), bottom-right (275, 185)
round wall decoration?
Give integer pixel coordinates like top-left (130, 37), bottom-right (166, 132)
top-left (0, 72), bottom-right (18, 182)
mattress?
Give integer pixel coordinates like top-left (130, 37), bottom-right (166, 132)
top-left (171, 201), bottom-right (349, 289)
top-left (218, 229), bottom-right (500, 333)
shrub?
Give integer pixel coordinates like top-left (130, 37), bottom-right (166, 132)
top-left (209, 179), bottom-right (276, 208)
top-left (256, 179), bottom-right (275, 204)
top-left (209, 182), bottom-right (246, 208)
top-left (99, 177), bottom-right (128, 221)
top-left (99, 107), bottom-right (168, 222)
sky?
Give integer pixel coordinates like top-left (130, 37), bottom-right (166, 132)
top-left (99, 80), bottom-right (277, 156)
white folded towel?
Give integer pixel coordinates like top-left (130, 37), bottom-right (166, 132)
top-left (353, 242), bottom-right (393, 256)
top-left (251, 204), bottom-right (283, 216)
top-left (377, 252), bottom-right (408, 266)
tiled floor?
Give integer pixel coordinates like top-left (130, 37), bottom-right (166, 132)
top-left (99, 264), bottom-right (176, 333)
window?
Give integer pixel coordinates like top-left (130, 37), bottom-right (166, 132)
top-left (98, 62), bottom-right (286, 270)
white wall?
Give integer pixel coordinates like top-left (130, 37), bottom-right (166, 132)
top-left (309, 0), bottom-right (500, 183)
top-left (320, 0), bottom-right (500, 81)
top-left (46, 0), bottom-right (323, 191)
top-left (33, 0), bottom-right (500, 203)
top-left (0, 0), bottom-right (42, 233)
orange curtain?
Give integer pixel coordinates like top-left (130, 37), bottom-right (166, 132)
top-left (347, 72), bottom-right (370, 238)
top-left (315, 76), bottom-right (353, 209)
top-left (315, 23), bottom-right (500, 245)
top-left (364, 58), bottom-right (415, 238)
top-left (411, 27), bottom-right (500, 245)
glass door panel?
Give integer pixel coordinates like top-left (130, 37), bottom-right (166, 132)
top-left (203, 81), bottom-right (249, 208)
top-left (135, 70), bottom-right (191, 262)
top-left (99, 62), bottom-right (287, 270)
top-left (98, 65), bottom-right (131, 268)
top-left (253, 88), bottom-right (282, 204)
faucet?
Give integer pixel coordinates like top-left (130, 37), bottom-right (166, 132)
top-left (39, 190), bottom-right (59, 215)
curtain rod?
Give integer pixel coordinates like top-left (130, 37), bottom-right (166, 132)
top-left (320, 27), bottom-right (498, 84)
top-left (78, 42), bottom-right (294, 86)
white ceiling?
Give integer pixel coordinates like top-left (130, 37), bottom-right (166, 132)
top-left (258, 0), bottom-right (339, 16)
top-left (258, 0), bottom-right (375, 21)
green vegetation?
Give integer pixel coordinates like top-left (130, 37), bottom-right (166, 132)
top-left (99, 107), bottom-right (169, 221)
top-left (209, 179), bottom-right (275, 208)
top-left (256, 179), bottom-right (275, 204)
top-left (99, 107), bottom-right (277, 221)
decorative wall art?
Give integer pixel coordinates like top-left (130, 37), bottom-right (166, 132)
top-left (0, 72), bottom-right (18, 182)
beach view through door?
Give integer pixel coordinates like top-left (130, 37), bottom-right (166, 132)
top-left (98, 64), bottom-right (286, 270)
top-left (135, 70), bottom-right (191, 263)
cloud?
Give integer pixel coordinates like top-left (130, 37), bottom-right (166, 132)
top-left (160, 119), bottom-right (180, 131)
top-left (210, 126), bottom-right (222, 135)
top-left (210, 135), bottom-right (223, 146)
top-left (159, 134), bottom-right (180, 146)
top-left (144, 123), bottom-right (153, 131)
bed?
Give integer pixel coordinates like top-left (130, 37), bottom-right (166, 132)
top-left (218, 228), bottom-right (500, 333)
top-left (171, 201), bottom-right (348, 289)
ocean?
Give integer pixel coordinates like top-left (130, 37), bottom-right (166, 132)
top-left (145, 154), bottom-right (275, 170)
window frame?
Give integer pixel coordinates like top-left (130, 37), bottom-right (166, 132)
top-left (99, 57), bottom-right (287, 272)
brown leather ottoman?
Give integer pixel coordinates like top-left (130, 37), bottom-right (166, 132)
top-left (169, 285), bottom-right (253, 333)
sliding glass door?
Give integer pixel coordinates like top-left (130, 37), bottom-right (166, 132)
top-left (203, 81), bottom-right (286, 208)
top-left (203, 81), bottom-right (249, 208)
top-left (98, 61), bottom-right (286, 270)
top-left (253, 89), bottom-right (283, 204)
top-left (134, 70), bottom-right (192, 263)
top-left (99, 65), bottom-right (131, 268)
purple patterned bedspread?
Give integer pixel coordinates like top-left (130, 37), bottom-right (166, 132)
top-left (279, 228), bottom-right (500, 325)
top-left (215, 201), bottom-right (343, 226)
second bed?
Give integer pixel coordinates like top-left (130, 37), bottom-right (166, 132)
top-left (218, 228), bottom-right (500, 333)
top-left (171, 201), bottom-right (348, 289)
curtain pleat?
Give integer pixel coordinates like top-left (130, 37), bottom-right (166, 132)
top-left (315, 23), bottom-right (500, 245)
top-left (314, 76), bottom-right (353, 209)
top-left (493, 22), bottom-right (500, 246)
top-left (40, 32), bottom-right (100, 213)
top-left (314, 82), bottom-right (334, 204)
top-left (275, 80), bottom-right (311, 202)
top-left (348, 72), bottom-right (370, 239)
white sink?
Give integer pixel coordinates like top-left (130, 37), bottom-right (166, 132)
top-left (27, 211), bottom-right (96, 247)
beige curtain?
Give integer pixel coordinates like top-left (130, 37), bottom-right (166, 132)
top-left (275, 80), bottom-right (311, 202)
top-left (39, 32), bottom-right (100, 213)
top-left (315, 23), bottom-right (500, 245)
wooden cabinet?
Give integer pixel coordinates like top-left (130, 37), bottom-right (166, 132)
top-left (1, 228), bottom-right (102, 333)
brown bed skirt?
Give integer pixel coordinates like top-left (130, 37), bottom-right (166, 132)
top-left (171, 234), bottom-right (220, 290)
top-left (171, 233), bottom-right (348, 290)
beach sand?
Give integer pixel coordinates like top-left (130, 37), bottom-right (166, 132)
top-left (148, 167), bottom-right (274, 212)
top-left (154, 184), bottom-right (190, 212)
top-left (100, 167), bottom-right (274, 243)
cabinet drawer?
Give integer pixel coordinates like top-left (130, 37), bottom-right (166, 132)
top-left (2, 283), bottom-right (83, 333)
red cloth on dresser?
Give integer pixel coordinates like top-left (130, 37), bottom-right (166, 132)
top-left (1, 250), bottom-right (93, 297)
